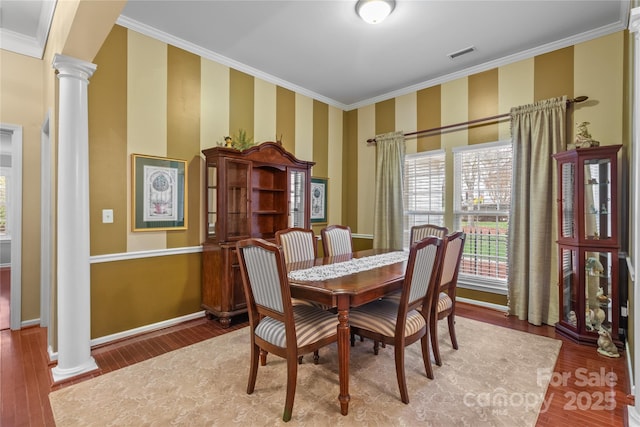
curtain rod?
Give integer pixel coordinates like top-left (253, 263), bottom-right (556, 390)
top-left (366, 95), bottom-right (588, 144)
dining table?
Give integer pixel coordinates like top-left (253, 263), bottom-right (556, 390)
top-left (286, 248), bottom-right (409, 416)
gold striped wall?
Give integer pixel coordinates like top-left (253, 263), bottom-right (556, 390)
top-left (87, 24), bottom-right (625, 336)
top-left (343, 31), bottom-right (626, 305)
top-left (88, 26), bottom-right (344, 337)
top-left (345, 31), bottom-right (625, 235)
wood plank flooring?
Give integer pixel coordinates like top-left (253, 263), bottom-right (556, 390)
top-left (1, 303), bottom-right (630, 426)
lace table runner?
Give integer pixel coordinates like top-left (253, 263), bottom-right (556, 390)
top-left (288, 251), bottom-right (408, 282)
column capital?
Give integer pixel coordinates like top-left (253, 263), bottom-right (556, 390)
top-left (630, 7), bottom-right (640, 35)
top-left (52, 54), bottom-right (97, 81)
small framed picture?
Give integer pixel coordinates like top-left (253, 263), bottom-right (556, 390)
top-left (310, 177), bottom-right (328, 224)
top-left (131, 154), bottom-right (187, 231)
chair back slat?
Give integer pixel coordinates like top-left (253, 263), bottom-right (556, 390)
top-left (439, 231), bottom-right (466, 292)
top-left (321, 225), bottom-right (353, 256)
top-left (410, 224), bottom-right (448, 244)
top-left (241, 245), bottom-right (284, 313)
top-left (407, 242), bottom-right (439, 304)
top-left (275, 228), bottom-right (317, 263)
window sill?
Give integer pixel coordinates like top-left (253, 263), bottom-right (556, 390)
top-left (458, 277), bottom-right (507, 295)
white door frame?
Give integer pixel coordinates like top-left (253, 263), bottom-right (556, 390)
top-left (40, 113), bottom-right (51, 328)
top-left (1, 123), bottom-right (22, 330)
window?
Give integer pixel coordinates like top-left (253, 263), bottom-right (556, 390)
top-left (403, 150), bottom-right (445, 248)
top-left (453, 141), bottom-right (512, 291)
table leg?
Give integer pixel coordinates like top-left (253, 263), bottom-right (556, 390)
top-left (336, 296), bottom-right (350, 415)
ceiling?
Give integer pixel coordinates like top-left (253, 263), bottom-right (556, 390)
top-left (0, 1), bottom-right (631, 110)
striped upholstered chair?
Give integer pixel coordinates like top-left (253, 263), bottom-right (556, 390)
top-left (275, 228), bottom-right (318, 263)
top-left (236, 238), bottom-right (338, 422)
top-left (348, 236), bottom-right (444, 404)
top-left (275, 227), bottom-right (329, 364)
top-left (430, 231), bottom-right (466, 367)
top-left (320, 225), bottom-right (353, 257)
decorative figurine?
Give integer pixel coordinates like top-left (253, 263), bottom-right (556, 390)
top-left (585, 257), bottom-right (604, 276)
top-left (567, 310), bottom-right (577, 327)
top-left (597, 327), bottom-right (620, 358)
top-left (593, 308), bottom-right (606, 330)
top-left (569, 121), bottom-right (600, 149)
top-left (585, 308), bottom-right (595, 331)
top-left (224, 136), bottom-right (233, 147)
top-left (596, 287), bottom-right (610, 304)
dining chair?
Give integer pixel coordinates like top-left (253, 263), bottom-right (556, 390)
top-left (275, 227), bottom-right (318, 262)
top-left (275, 227), bottom-right (326, 363)
top-left (348, 236), bottom-right (444, 404)
top-left (430, 230), bottom-right (466, 366)
top-left (320, 224), bottom-right (353, 256)
top-left (236, 238), bottom-right (338, 422)
top-left (410, 223), bottom-right (449, 244)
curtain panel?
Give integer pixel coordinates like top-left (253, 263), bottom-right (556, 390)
top-left (373, 131), bottom-right (405, 250)
top-left (508, 96), bottom-right (566, 326)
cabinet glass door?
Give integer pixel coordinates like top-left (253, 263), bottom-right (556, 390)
top-left (584, 249), bottom-right (613, 334)
top-left (289, 169), bottom-right (306, 227)
top-left (583, 157), bottom-right (612, 241)
top-left (206, 164), bottom-right (217, 239)
top-left (561, 248), bottom-right (578, 330)
top-left (560, 162), bottom-right (575, 239)
top-left (226, 159), bottom-right (250, 239)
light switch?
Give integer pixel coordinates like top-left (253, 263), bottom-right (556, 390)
top-left (102, 209), bottom-right (114, 224)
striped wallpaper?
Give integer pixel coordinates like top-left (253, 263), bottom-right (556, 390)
top-left (86, 25), bottom-right (625, 336)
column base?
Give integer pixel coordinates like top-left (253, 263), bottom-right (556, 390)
top-left (51, 357), bottom-right (99, 384)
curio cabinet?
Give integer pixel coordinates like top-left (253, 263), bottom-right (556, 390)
top-left (552, 145), bottom-right (623, 348)
top-left (201, 142), bottom-right (314, 326)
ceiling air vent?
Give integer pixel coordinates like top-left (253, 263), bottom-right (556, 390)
top-left (448, 46), bottom-right (476, 60)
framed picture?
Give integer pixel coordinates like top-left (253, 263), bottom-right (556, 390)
top-left (132, 154), bottom-right (188, 231)
top-left (310, 177), bottom-right (328, 223)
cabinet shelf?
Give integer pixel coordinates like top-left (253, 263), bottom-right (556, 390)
top-left (253, 187), bottom-right (286, 192)
top-left (253, 210), bottom-right (285, 215)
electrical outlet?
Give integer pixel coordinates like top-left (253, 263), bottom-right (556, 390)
top-left (102, 209), bottom-right (114, 224)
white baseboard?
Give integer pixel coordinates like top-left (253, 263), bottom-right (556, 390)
top-left (47, 311), bottom-right (207, 362)
top-left (21, 318), bottom-right (40, 328)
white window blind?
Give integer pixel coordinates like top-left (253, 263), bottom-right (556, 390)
top-left (453, 141), bottom-right (512, 287)
top-left (403, 150), bottom-right (445, 248)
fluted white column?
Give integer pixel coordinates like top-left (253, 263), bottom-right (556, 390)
top-left (629, 6), bottom-right (640, 427)
top-left (51, 54), bottom-right (99, 383)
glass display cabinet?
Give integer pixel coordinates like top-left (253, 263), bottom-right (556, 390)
top-left (552, 145), bottom-right (622, 348)
top-left (201, 142), bottom-right (314, 326)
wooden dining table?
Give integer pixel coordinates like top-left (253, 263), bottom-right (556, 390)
top-left (286, 248), bottom-right (408, 416)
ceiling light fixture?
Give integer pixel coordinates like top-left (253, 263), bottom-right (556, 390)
top-left (356, 0), bottom-right (395, 24)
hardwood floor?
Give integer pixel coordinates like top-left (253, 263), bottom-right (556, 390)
top-left (1, 303), bottom-right (630, 426)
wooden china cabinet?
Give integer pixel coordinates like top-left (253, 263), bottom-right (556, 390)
top-left (201, 141), bottom-right (314, 326)
top-left (552, 145), bottom-right (623, 348)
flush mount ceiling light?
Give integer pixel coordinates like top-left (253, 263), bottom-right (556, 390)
top-left (356, 0), bottom-right (395, 24)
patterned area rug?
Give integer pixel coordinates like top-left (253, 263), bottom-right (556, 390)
top-left (49, 317), bottom-right (561, 426)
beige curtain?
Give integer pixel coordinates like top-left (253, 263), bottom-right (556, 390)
top-left (508, 96), bottom-right (566, 326)
top-left (373, 131), bottom-right (405, 250)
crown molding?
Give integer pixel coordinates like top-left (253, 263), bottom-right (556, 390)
top-left (0, 0), bottom-right (56, 59)
top-left (116, 16), bottom-right (349, 110)
top-left (118, 5), bottom-right (628, 112)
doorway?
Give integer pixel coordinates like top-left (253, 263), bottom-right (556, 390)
top-left (0, 124), bottom-right (23, 330)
